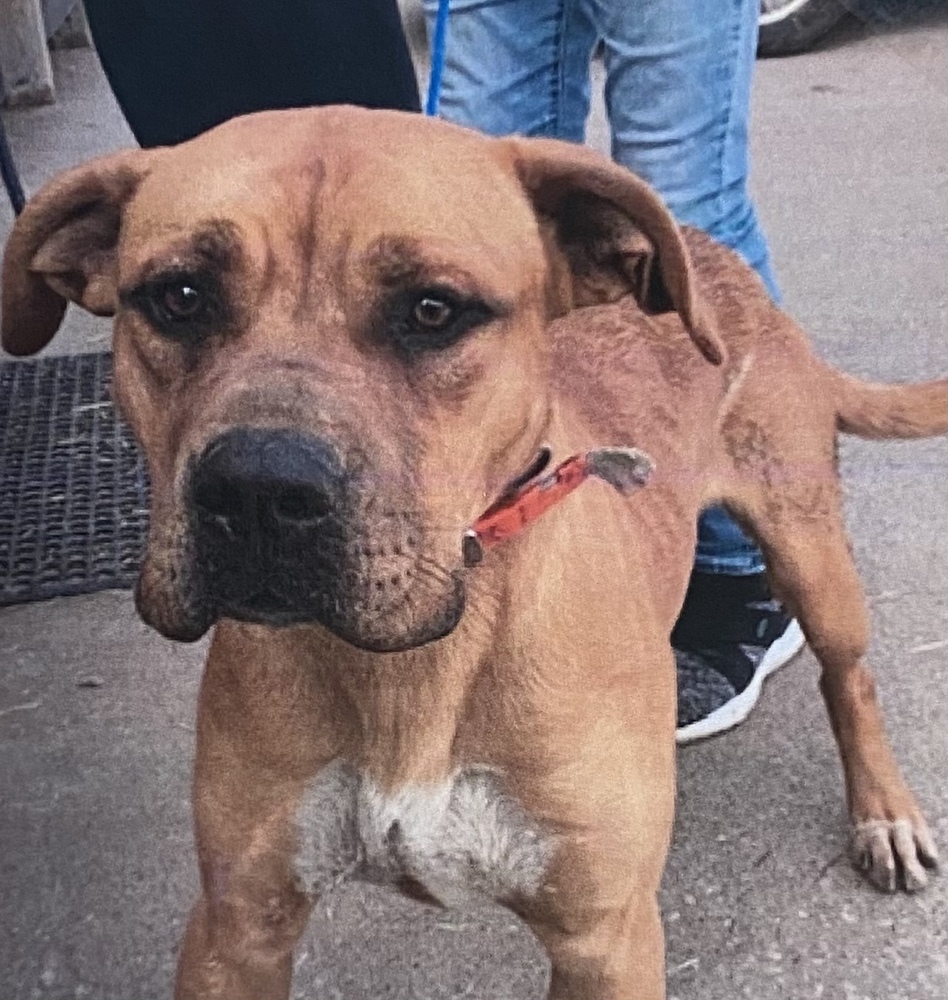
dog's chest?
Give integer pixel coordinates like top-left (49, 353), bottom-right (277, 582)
top-left (293, 761), bottom-right (553, 907)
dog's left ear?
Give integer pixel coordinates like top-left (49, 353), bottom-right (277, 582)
top-left (2, 148), bottom-right (159, 357)
top-left (508, 137), bottom-right (726, 366)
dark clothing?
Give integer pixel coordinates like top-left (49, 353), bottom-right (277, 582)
top-left (84, 0), bottom-right (421, 147)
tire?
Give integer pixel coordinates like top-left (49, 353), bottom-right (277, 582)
top-left (758, 0), bottom-right (849, 57)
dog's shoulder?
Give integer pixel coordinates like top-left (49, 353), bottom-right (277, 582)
top-left (680, 226), bottom-right (785, 354)
top-left (549, 293), bottom-right (712, 401)
top-left (546, 227), bottom-right (798, 446)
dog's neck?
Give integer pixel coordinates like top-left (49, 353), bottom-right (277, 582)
top-left (312, 402), bottom-right (652, 788)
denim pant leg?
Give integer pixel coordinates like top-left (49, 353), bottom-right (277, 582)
top-left (594, 0), bottom-right (778, 299)
top-left (594, 0), bottom-right (771, 575)
top-left (422, 0), bottom-right (597, 140)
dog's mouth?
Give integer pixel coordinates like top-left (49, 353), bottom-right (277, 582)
top-left (136, 498), bottom-right (467, 651)
top-left (137, 535), bottom-right (467, 651)
top-left (199, 547), bottom-right (467, 653)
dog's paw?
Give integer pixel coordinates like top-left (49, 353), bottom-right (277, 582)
top-left (850, 816), bottom-right (939, 893)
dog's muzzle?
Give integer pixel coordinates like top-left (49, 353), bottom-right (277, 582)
top-left (182, 427), bottom-right (463, 650)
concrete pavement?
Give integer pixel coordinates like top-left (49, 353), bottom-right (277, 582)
top-left (1, 10), bottom-right (946, 999)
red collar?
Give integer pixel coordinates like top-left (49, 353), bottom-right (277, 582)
top-left (463, 446), bottom-right (653, 567)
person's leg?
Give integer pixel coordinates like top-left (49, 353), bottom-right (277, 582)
top-left (84, 0), bottom-right (420, 147)
top-left (595, 0), bottom-right (778, 299)
top-left (422, 0), bottom-right (597, 141)
top-left (592, 0), bottom-right (803, 740)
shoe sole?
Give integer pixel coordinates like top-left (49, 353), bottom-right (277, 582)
top-left (675, 619), bottom-right (806, 745)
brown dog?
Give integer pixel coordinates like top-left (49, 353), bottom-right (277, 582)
top-left (2, 107), bottom-right (944, 1000)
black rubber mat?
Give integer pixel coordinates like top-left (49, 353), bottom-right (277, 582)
top-left (0, 352), bottom-right (149, 606)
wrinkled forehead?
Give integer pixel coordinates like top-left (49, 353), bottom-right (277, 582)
top-left (121, 109), bottom-right (545, 289)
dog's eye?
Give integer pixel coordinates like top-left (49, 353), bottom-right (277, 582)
top-left (153, 281), bottom-right (206, 324)
top-left (412, 296), bottom-right (454, 330)
top-left (388, 288), bottom-right (494, 355)
top-left (128, 274), bottom-right (217, 336)
top-left (160, 282), bottom-right (204, 321)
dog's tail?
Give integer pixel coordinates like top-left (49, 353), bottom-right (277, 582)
top-left (832, 371), bottom-right (948, 439)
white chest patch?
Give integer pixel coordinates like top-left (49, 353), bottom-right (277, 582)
top-left (293, 761), bottom-right (554, 907)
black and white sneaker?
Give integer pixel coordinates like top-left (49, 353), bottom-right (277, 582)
top-left (673, 572), bottom-right (806, 745)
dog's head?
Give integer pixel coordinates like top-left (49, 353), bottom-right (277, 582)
top-left (2, 107), bottom-right (721, 651)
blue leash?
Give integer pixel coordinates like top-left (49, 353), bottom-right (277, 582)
top-left (0, 116), bottom-right (25, 215)
top-left (425, 0), bottom-right (451, 116)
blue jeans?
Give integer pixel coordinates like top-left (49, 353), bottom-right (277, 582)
top-left (424, 0), bottom-right (771, 574)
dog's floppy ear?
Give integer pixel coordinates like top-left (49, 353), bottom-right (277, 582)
top-left (1, 148), bottom-right (158, 356)
top-left (508, 137), bottom-right (726, 366)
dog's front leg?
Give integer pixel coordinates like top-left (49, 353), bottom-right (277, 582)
top-left (174, 759), bottom-right (318, 1000)
top-left (176, 883), bottom-right (310, 1000)
top-left (174, 628), bottom-right (342, 1000)
top-left (532, 895), bottom-right (666, 1000)
top-left (511, 731), bottom-right (674, 1000)
top-left (738, 474), bottom-right (938, 892)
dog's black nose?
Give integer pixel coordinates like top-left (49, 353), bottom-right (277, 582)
top-left (191, 428), bottom-right (343, 537)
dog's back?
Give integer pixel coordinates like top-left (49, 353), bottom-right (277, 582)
top-left (551, 227), bottom-right (946, 476)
